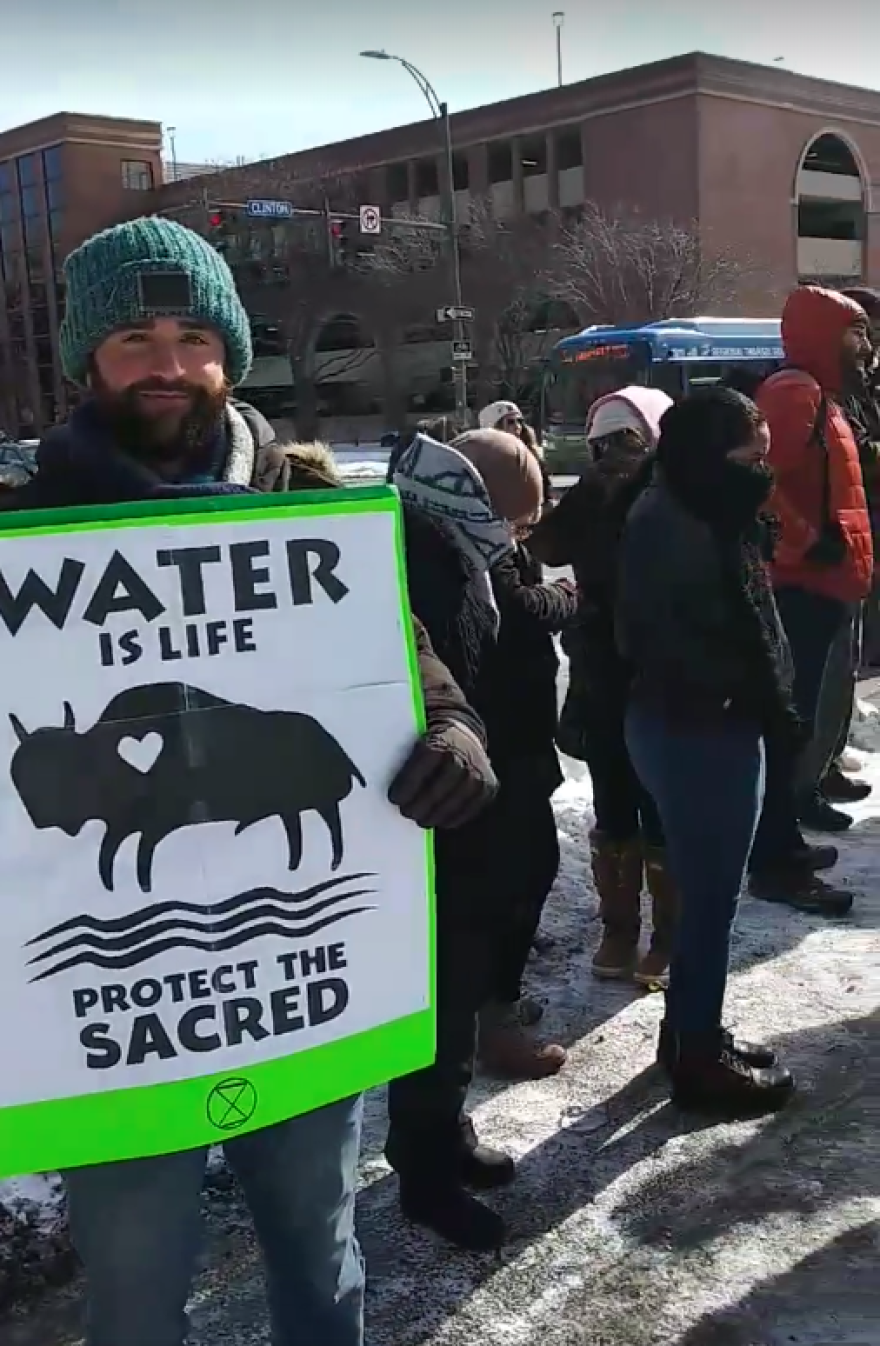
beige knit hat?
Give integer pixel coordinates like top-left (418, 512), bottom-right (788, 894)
top-left (451, 428), bottom-right (543, 524)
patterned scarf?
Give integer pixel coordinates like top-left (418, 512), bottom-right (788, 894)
top-left (393, 433), bottom-right (514, 574)
top-left (393, 434), bottom-right (515, 632)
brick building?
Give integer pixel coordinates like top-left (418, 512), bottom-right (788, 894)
top-left (2, 53), bottom-right (880, 434)
top-left (0, 111), bottom-right (162, 436)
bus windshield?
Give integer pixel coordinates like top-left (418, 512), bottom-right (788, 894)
top-left (543, 341), bottom-right (675, 433)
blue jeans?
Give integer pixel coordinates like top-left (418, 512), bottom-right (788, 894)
top-left (774, 586), bottom-right (851, 797)
top-left (65, 1096), bottom-right (365, 1346)
top-left (626, 704), bottom-right (765, 1041)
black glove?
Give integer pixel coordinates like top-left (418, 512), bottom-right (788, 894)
top-left (805, 522), bottom-right (847, 567)
top-left (388, 721), bottom-right (498, 829)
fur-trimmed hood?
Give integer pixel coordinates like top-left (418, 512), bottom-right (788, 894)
top-left (279, 440), bottom-right (342, 488)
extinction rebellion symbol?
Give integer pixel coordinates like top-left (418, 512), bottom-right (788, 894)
top-left (207, 1077), bottom-right (258, 1131)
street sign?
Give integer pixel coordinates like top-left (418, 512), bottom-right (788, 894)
top-left (437, 305), bottom-right (476, 323)
top-left (359, 205), bottom-right (382, 235)
top-left (451, 340), bottom-right (473, 362)
top-left (246, 199), bottom-right (295, 219)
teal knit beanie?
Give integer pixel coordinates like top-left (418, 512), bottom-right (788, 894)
top-left (59, 216), bottom-right (253, 387)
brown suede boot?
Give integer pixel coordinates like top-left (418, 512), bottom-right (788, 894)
top-left (633, 846), bottom-right (677, 987)
top-left (477, 1002), bottom-right (566, 1079)
top-left (590, 830), bottom-right (643, 979)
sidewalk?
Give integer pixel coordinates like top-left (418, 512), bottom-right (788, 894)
top-left (4, 751), bottom-right (878, 1346)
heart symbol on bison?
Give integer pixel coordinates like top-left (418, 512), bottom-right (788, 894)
top-left (118, 732), bottom-right (164, 774)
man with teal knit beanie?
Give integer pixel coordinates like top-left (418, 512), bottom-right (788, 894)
top-left (1, 216), bottom-right (503, 1346)
top-left (9, 214), bottom-right (291, 506)
top-left (5, 215), bottom-right (365, 1345)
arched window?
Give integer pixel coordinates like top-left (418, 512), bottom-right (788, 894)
top-left (796, 133), bottom-right (866, 284)
top-left (313, 313), bottom-right (374, 353)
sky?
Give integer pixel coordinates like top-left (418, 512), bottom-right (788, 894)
top-left (4, 0), bottom-right (880, 165)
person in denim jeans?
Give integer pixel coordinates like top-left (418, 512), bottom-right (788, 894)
top-left (616, 387), bottom-right (797, 1118)
top-left (66, 1098), bottom-right (365, 1346)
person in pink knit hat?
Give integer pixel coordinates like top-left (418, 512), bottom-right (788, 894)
top-left (530, 385), bottom-right (675, 989)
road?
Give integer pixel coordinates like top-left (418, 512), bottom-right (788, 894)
top-left (4, 764), bottom-right (878, 1345)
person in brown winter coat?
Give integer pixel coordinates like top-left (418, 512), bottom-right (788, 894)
top-left (389, 426), bottom-right (545, 1252)
top-left (475, 529), bottom-right (579, 1077)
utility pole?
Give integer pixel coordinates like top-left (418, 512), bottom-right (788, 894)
top-left (167, 125), bottom-right (178, 182)
top-left (440, 101), bottom-right (468, 427)
top-left (553, 12), bottom-right (565, 88)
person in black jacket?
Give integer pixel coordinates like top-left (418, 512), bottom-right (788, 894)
top-left (529, 388), bottom-right (674, 988)
top-left (389, 427), bottom-right (544, 1251)
top-left (617, 387), bottom-right (797, 1118)
top-left (475, 534), bottom-right (579, 1078)
top-left (2, 217), bottom-right (499, 1346)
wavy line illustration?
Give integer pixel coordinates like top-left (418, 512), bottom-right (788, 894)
top-left (29, 907), bottom-right (375, 982)
top-left (27, 874), bottom-right (375, 945)
top-left (27, 889), bottom-right (377, 965)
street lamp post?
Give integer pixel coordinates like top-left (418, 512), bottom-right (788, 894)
top-left (361, 50), bottom-right (470, 427)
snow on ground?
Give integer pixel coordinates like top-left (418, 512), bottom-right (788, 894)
top-left (3, 720), bottom-right (879, 1342)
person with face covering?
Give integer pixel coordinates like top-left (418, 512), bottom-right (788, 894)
top-left (388, 427), bottom-right (545, 1250)
top-left (0, 218), bottom-right (501, 1346)
top-left (529, 387), bottom-right (676, 988)
top-left (617, 387), bottom-right (798, 1117)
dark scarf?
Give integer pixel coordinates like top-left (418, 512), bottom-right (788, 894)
top-left (661, 456), bottom-right (799, 739)
top-left (31, 400), bottom-right (258, 507)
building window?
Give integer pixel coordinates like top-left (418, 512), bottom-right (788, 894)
top-left (23, 214), bottom-right (43, 251)
top-left (451, 154), bottom-right (469, 191)
top-left (16, 154), bottom-right (38, 189)
top-left (121, 160), bottom-right (154, 191)
top-left (0, 162), bottom-right (11, 194)
top-left (20, 185), bottom-right (42, 219)
top-left (42, 145), bottom-right (63, 182)
top-left (387, 162), bottom-right (408, 202)
top-left (0, 222), bottom-right (19, 257)
top-left (488, 141), bottom-right (513, 184)
top-left (45, 178), bottom-right (63, 212)
top-left (520, 136), bottom-right (548, 177)
top-left (555, 128), bottom-right (582, 171)
top-left (26, 247), bottom-right (46, 285)
top-left (415, 159), bottom-right (439, 197)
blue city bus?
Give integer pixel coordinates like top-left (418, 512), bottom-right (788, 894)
top-left (540, 317), bottom-right (783, 472)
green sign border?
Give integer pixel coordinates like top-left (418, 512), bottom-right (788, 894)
top-left (0, 486), bottom-right (435, 1176)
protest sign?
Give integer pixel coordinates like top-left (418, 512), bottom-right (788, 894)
top-left (0, 486), bottom-right (433, 1176)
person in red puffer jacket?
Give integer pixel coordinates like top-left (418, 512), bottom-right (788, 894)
top-left (756, 286), bottom-right (874, 840)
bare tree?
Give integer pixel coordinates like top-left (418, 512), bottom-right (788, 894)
top-left (543, 203), bottom-right (763, 324)
top-left (176, 162), bottom-right (391, 435)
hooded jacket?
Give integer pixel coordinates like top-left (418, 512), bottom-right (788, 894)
top-left (757, 287), bottom-right (873, 602)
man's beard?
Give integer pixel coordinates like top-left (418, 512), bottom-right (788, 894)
top-left (91, 376), bottom-right (228, 465)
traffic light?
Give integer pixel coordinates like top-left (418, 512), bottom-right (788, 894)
top-left (327, 217), bottom-right (354, 270)
top-left (207, 207), bottom-right (234, 255)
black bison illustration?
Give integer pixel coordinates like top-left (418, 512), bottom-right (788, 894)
top-left (8, 683), bottom-right (366, 894)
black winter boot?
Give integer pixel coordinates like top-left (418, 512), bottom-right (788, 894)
top-left (458, 1115), bottom-right (516, 1190)
top-left (798, 791), bottom-right (854, 833)
top-left (657, 1019), bottom-right (778, 1071)
top-left (749, 868), bottom-right (853, 916)
top-left (822, 764), bottom-right (872, 804)
top-left (398, 1175), bottom-right (506, 1250)
top-left (664, 1031), bottom-right (795, 1119)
